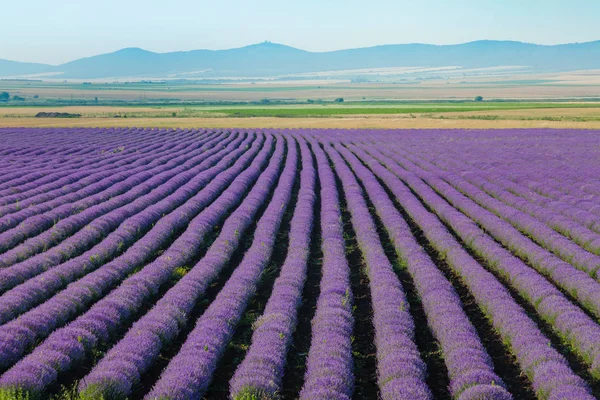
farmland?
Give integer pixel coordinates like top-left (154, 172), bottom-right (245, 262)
top-left (0, 127), bottom-right (599, 400)
top-left (2, 102), bottom-right (600, 130)
top-left (3, 68), bottom-right (600, 103)
top-left (3, 71), bottom-right (600, 130)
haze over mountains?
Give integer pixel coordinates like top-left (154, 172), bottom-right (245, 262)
top-left (1, 40), bottom-right (599, 80)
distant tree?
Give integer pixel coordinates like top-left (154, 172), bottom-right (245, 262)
top-left (12, 95), bottom-right (25, 101)
top-left (260, 98), bottom-right (271, 104)
top-left (475, 96), bottom-right (484, 102)
top-left (94, 97), bottom-right (99, 103)
top-left (172, 112), bottom-right (177, 117)
top-left (33, 95), bottom-right (39, 99)
top-left (334, 97), bottom-right (344, 103)
top-left (307, 99), bottom-right (315, 103)
top-left (0, 92), bottom-right (9, 102)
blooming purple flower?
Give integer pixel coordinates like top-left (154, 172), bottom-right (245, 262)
top-left (0, 127), bottom-right (599, 400)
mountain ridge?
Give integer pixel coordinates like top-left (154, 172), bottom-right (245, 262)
top-left (2, 40), bottom-right (600, 79)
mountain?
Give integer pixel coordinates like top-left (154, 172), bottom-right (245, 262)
top-left (57, 48), bottom-right (166, 78)
top-left (2, 40), bottom-right (600, 79)
top-left (0, 59), bottom-right (55, 78)
top-left (54, 42), bottom-right (311, 78)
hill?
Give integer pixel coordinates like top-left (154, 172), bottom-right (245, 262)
top-left (2, 40), bottom-right (600, 79)
top-left (0, 59), bottom-right (55, 78)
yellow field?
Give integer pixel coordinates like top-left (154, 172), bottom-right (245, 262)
top-left (2, 104), bottom-right (599, 129)
top-left (0, 106), bottom-right (164, 116)
top-left (435, 107), bottom-right (600, 119)
top-left (1, 115), bottom-right (600, 129)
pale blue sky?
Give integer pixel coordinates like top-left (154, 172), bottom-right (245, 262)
top-left (3, 0), bottom-right (599, 65)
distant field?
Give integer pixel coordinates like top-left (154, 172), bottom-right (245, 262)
top-left (1, 102), bottom-right (600, 129)
top-left (213, 102), bottom-right (600, 117)
top-left (2, 116), bottom-right (600, 130)
top-left (3, 69), bottom-right (600, 102)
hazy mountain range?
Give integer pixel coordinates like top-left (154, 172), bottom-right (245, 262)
top-left (1, 40), bottom-right (599, 79)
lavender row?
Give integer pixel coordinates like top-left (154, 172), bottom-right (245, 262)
top-left (410, 141), bottom-right (600, 217)
top-left (325, 143), bottom-right (433, 399)
top-left (354, 145), bottom-right (594, 400)
top-left (77, 135), bottom-right (292, 399)
top-left (337, 143), bottom-right (510, 399)
top-left (504, 173), bottom-right (600, 217)
top-left (0, 131), bottom-right (221, 252)
top-left (392, 148), bottom-right (600, 275)
top-left (143, 135), bottom-right (295, 399)
top-left (0, 127), bottom-right (170, 152)
top-left (0, 134), bottom-right (264, 374)
top-left (383, 148), bottom-right (600, 314)
top-left (0, 133), bottom-right (192, 214)
top-left (0, 128), bottom-right (176, 202)
top-left (467, 164), bottom-right (600, 234)
top-left (298, 139), bottom-right (354, 400)
top-left (0, 143), bottom-right (107, 186)
top-left (0, 130), bottom-right (158, 189)
top-left (0, 131), bottom-right (220, 250)
top-left (0, 129), bottom-right (201, 205)
top-left (0, 128), bottom-right (197, 183)
top-left (377, 148), bottom-right (600, 378)
top-left (413, 143), bottom-right (600, 224)
top-left (0, 132), bottom-right (243, 293)
top-left (0, 133), bottom-right (250, 321)
top-left (0, 129), bottom-right (208, 225)
top-left (458, 170), bottom-right (600, 253)
top-left (410, 149), bottom-right (600, 237)
top-left (0, 134), bottom-right (277, 396)
top-left (0, 127), bottom-right (176, 176)
top-left (445, 140), bottom-right (600, 198)
top-left (402, 148), bottom-right (600, 256)
top-left (229, 137), bottom-right (316, 399)
top-left (0, 132), bottom-right (226, 262)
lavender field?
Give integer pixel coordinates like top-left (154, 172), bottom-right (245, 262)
top-left (0, 127), bottom-right (599, 400)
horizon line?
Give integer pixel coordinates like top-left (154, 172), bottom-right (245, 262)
top-left (2, 38), bottom-right (600, 67)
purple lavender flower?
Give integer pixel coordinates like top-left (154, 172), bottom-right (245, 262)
top-left (80, 134), bottom-right (295, 399)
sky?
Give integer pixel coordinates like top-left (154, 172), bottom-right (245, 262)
top-left (2, 0), bottom-right (600, 65)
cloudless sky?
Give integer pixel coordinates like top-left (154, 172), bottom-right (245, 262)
top-left (3, 0), bottom-right (599, 65)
